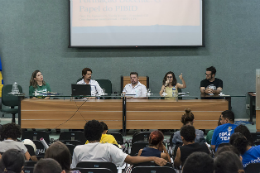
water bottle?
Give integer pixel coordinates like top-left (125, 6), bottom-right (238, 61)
top-left (172, 86), bottom-right (177, 97)
top-left (12, 82), bottom-right (19, 94)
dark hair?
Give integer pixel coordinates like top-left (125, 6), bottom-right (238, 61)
top-left (215, 145), bottom-right (240, 157)
top-left (84, 120), bottom-right (103, 142)
top-left (222, 110), bottom-right (235, 122)
top-left (181, 109), bottom-right (194, 125)
top-left (29, 70), bottom-right (46, 88)
top-left (183, 152), bottom-right (213, 173)
top-left (34, 158), bottom-right (62, 173)
top-left (230, 132), bottom-right (244, 145)
top-left (82, 68), bottom-right (92, 76)
top-left (180, 125), bottom-right (196, 142)
top-left (235, 125), bottom-right (253, 145)
top-left (0, 149), bottom-right (25, 173)
top-left (130, 72), bottom-right (138, 77)
top-left (231, 133), bottom-right (249, 155)
top-left (206, 66), bottom-right (216, 75)
top-left (214, 151), bottom-right (244, 173)
top-left (1, 123), bottom-right (21, 140)
top-left (148, 130), bottom-right (164, 146)
top-left (100, 122), bottom-right (108, 131)
top-left (162, 71), bottom-right (177, 86)
top-left (45, 141), bottom-right (71, 173)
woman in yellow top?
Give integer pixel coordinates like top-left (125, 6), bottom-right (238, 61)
top-left (85, 121), bottom-right (118, 146)
top-left (159, 71), bottom-right (186, 99)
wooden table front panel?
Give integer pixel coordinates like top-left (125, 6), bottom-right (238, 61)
top-left (21, 99), bottom-right (123, 129)
top-left (126, 99), bottom-right (228, 129)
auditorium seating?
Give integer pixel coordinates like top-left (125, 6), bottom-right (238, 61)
top-left (76, 162), bottom-right (117, 173)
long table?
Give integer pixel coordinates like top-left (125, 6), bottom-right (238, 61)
top-left (20, 98), bottom-right (228, 134)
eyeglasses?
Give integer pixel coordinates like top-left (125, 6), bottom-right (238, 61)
top-left (167, 76), bottom-right (173, 78)
top-left (205, 73), bottom-right (211, 76)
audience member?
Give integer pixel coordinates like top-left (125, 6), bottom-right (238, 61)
top-left (29, 70), bottom-right (51, 99)
top-left (172, 109), bottom-right (205, 148)
top-left (214, 151), bottom-right (245, 173)
top-left (85, 121), bottom-right (118, 146)
top-left (0, 149), bottom-right (25, 173)
top-left (71, 120), bottom-right (167, 168)
top-left (215, 145), bottom-right (241, 161)
top-left (45, 141), bottom-right (71, 173)
top-left (34, 158), bottom-right (65, 173)
top-left (231, 132), bottom-right (260, 168)
top-left (211, 110), bottom-right (237, 151)
top-left (137, 130), bottom-right (171, 162)
top-left (0, 123), bottom-right (31, 161)
top-left (182, 152), bottom-right (214, 173)
top-left (234, 124), bottom-right (254, 146)
top-left (174, 125), bottom-right (210, 168)
top-left (206, 115), bottom-right (221, 144)
top-left (159, 71), bottom-right (186, 99)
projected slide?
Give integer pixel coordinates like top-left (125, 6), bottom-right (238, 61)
top-left (70, 0), bottom-right (203, 47)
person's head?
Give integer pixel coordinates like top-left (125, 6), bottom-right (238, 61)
top-left (180, 125), bottom-right (196, 143)
top-left (84, 120), bottom-right (103, 142)
top-left (30, 70), bottom-right (46, 88)
top-left (234, 125), bottom-right (253, 145)
top-left (0, 149), bottom-right (25, 173)
top-left (1, 123), bottom-right (21, 140)
top-left (220, 110), bottom-right (235, 124)
top-left (162, 71), bottom-right (177, 86)
top-left (130, 72), bottom-right (139, 85)
top-left (34, 158), bottom-right (65, 173)
top-left (205, 66), bottom-right (216, 81)
top-left (45, 141), bottom-right (71, 173)
top-left (100, 121), bottom-right (108, 134)
top-left (230, 132), bottom-right (249, 155)
top-left (82, 68), bottom-right (92, 81)
top-left (214, 151), bottom-right (244, 173)
top-left (215, 145), bottom-right (240, 158)
top-left (148, 130), bottom-right (164, 147)
top-left (182, 152), bottom-right (214, 173)
top-left (181, 108), bottom-right (194, 125)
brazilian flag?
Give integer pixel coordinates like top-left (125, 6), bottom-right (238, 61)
top-left (0, 56), bottom-right (3, 97)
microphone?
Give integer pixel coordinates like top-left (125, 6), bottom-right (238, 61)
top-left (40, 138), bottom-right (49, 149)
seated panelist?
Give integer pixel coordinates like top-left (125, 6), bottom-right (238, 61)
top-left (77, 68), bottom-right (103, 96)
top-left (122, 72), bottom-right (147, 98)
top-left (200, 66), bottom-right (223, 95)
top-left (159, 71), bottom-right (186, 99)
top-left (29, 70), bottom-right (51, 99)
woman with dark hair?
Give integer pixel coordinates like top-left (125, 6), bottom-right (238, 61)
top-left (0, 123), bottom-right (31, 161)
top-left (231, 132), bottom-right (260, 168)
top-left (172, 109), bottom-right (205, 148)
top-left (0, 149), bottom-right (25, 173)
top-left (45, 141), bottom-right (71, 173)
top-left (137, 130), bottom-right (171, 162)
top-left (29, 70), bottom-right (51, 99)
top-left (159, 71), bottom-right (186, 99)
top-left (234, 124), bottom-right (253, 146)
top-left (214, 151), bottom-right (245, 173)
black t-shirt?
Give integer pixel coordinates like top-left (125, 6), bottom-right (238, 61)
top-left (200, 78), bottom-right (223, 90)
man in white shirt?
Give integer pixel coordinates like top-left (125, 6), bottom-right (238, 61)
top-left (71, 120), bottom-right (167, 169)
top-left (122, 72), bottom-right (147, 98)
top-left (77, 68), bottom-right (104, 96)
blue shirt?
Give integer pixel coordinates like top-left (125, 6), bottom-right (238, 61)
top-left (211, 123), bottom-right (237, 151)
top-left (140, 147), bottom-right (161, 158)
top-left (242, 146), bottom-right (260, 168)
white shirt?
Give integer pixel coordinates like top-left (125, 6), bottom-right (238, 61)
top-left (71, 143), bottom-right (128, 168)
top-left (122, 82), bottom-right (147, 97)
top-left (77, 79), bottom-right (104, 96)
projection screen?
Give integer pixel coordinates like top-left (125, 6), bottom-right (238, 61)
top-left (70, 0), bottom-right (203, 47)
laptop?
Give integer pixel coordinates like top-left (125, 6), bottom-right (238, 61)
top-left (71, 84), bottom-right (91, 96)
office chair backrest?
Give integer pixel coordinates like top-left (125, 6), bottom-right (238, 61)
top-left (130, 141), bottom-right (149, 156)
top-left (73, 168), bottom-right (113, 173)
top-left (2, 84), bottom-right (23, 106)
top-left (25, 144), bottom-right (36, 156)
top-left (22, 131), bottom-right (50, 144)
top-left (132, 132), bottom-right (151, 144)
top-left (132, 166), bottom-right (176, 173)
top-left (24, 161), bottom-right (37, 167)
top-left (96, 79), bottom-right (112, 95)
top-left (65, 143), bottom-right (76, 156)
top-left (107, 132), bottom-right (123, 145)
top-left (23, 166), bottom-right (34, 173)
top-left (76, 162), bottom-right (117, 173)
top-left (134, 161), bottom-right (173, 168)
top-left (245, 163), bottom-right (260, 173)
top-left (59, 131), bottom-right (86, 144)
top-left (61, 140), bottom-right (83, 146)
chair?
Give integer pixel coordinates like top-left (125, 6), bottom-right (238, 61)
top-left (251, 132), bottom-right (260, 145)
top-left (130, 141), bottom-right (149, 156)
top-left (132, 166), bottom-right (176, 173)
top-left (107, 132), bottom-right (124, 145)
top-left (132, 132), bottom-right (151, 144)
top-left (59, 131), bottom-right (86, 144)
top-left (133, 161), bottom-right (173, 168)
top-left (33, 140), bottom-right (46, 159)
top-left (22, 131), bottom-right (50, 144)
top-left (96, 79), bottom-right (112, 96)
top-left (169, 133), bottom-right (175, 147)
top-left (24, 161), bottom-right (37, 167)
top-left (65, 143), bottom-right (76, 156)
top-left (23, 166), bottom-right (34, 173)
top-left (245, 163), bottom-right (260, 173)
top-left (61, 140), bottom-right (83, 146)
top-left (73, 168), bottom-right (112, 173)
top-left (25, 144), bottom-right (36, 156)
top-left (1, 84), bottom-right (23, 123)
top-left (76, 162), bottom-right (117, 173)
